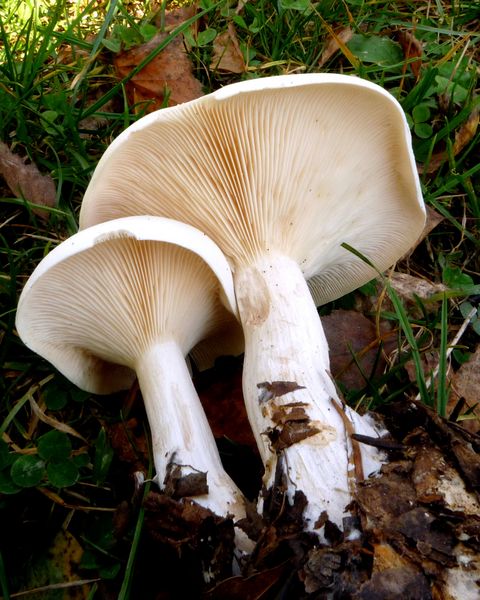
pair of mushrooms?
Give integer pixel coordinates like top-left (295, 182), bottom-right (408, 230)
top-left (16, 74), bottom-right (425, 549)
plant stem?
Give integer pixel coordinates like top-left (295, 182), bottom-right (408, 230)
top-left (235, 253), bottom-right (384, 532)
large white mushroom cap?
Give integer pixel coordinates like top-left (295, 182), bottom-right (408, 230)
top-left (16, 216), bottom-right (239, 394)
top-left (80, 73), bottom-right (425, 302)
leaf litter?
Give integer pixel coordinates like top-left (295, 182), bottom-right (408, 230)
top-left (0, 142), bottom-right (56, 217)
top-left (114, 6), bottom-right (204, 111)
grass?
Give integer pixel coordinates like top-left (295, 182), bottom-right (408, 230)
top-left (0, 0), bottom-right (479, 597)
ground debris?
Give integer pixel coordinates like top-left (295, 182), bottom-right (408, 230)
top-left (224, 400), bottom-right (480, 598)
top-left (163, 459), bottom-right (209, 499)
top-left (144, 490), bottom-right (235, 588)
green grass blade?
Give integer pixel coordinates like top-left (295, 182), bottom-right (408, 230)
top-left (342, 243), bottom-right (431, 405)
top-left (436, 293), bottom-right (449, 417)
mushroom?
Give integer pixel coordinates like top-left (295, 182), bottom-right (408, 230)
top-left (79, 74), bottom-right (426, 534)
top-left (15, 215), bottom-right (249, 536)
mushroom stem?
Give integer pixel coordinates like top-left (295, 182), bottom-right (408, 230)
top-left (136, 339), bottom-right (247, 525)
top-left (235, 253), bottom-right (384, 533)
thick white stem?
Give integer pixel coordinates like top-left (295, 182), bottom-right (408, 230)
top-left (136, 340), bottom-right (247, 526)
top-left (235, 254), bottom-right (384, 533)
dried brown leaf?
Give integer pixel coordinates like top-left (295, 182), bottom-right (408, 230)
top-left (396, 29), bottom-right (423, 79)
top-left (211, 24), bottom-right (246, 74)
top-left (114, 7), bottom-right (203, 111)
top-left (0, 141), bottom-right (56, 216)
top-left (318, 26), bottom-right (353, 67)
top-left (389, 272), bottom-right (447, 302)
top-left (401, 205), bottom-right (444, 257)
top-left (322, 309), bottom-right (395, 391)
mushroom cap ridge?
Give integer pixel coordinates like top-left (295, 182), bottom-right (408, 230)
top-left (16, 216), bottom-right (239, 393)
top-left (80, 73), bottom-right (426, 304)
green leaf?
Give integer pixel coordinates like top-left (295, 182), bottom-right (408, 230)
top-left (41, 110), bottom-right (59, 124)
top-left (443, 264), bottom-right (475, 290)
top-left (347, 34), bottom-right (403, 66)
top-left (279, 0), bottom-right (311, 11)
top-left (100, 562), bottom-right (121, 579)
top-left (0, 470), bottom-right (21, 495)
top-left (70, 388), bottom-right (90, 403)
top-left (38, 430), bottom-right (72, 461)
top-left (434, 76), bottom-right (468, 104)
top-left (93, 428), bottom-right (114, 485)
top-left (0, 441), bottom-right (11, 470)
top-left (80, 549), bottom-right (101, 570)
top-left (139, 24), bottom-right (157, 43)
top-left (412, 104), bottom-right (430, 123)
top-left (460, 301), bottom-right (478, 320)
top-left (44, 386), bottom-right (69, 410)
top-left (102, 37), bottom-right (122, 53)
top-left (414, 122), bottom-right (433, 139)
top-left (195, 28), bottom-right (217, 47)
top-left (10, 455), bottom-right (45, 488)
top-left (359, 279), bottom-right (378, 297)
top-left (452, 349), bottom-right (472, 365)
top-left (72, 453), bottom-right (90, 468)
top-left (47, 459), bottom-right (79, 488)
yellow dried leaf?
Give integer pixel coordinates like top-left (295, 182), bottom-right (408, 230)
top-left (211, 24), bottom-right (246, 74)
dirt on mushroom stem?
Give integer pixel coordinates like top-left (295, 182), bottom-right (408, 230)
top-left (234, 251), bottom-right (386, 536)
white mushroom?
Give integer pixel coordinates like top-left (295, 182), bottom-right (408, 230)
top-left (15, 216), bottom-right (249, 537)
top-left (79, 74), bottom-right (426, 535)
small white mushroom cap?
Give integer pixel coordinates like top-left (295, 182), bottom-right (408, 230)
top-left (80, 73), bottom-right (425, 302)
top-left (16, 216), bottom-right (240, 394)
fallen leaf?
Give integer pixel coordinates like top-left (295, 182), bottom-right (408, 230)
top-left (114, 6), bottom-right (203, 111)
top-left (401, 205), bottom-right (444, 257)
top-left (18, 529), bottom-right (94, 600)
top-left (425, 204), bottom-right (445, 233)
top-left (318, 26), bottom-right (353, 67)
top-left (322, 309), bottom-right (396, 391)
top-left (211, 23), bottom-right (246, 73)
top-left (450, 345), bottom-right (480, 433)
top-left (356, 566), bottom-right (431, 600)
top-left (302, 548), bottom-right (342, 592)
top-left (389, 272), bottom-right (447, 302)
top-left (396, 29), bottom-right (423, 79)
top-left (144, 490), bottom-right (235, 586)
top-left (0, 141), bottom-right (56, 217)
top-left (107, 417), bottom-right (149, 471)
top-left (372, 542), bottom-right (412, 573)
top-left (205, 562), bottom-right (290, 599)
top-left (196, 356), bottom-right (256, 449)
